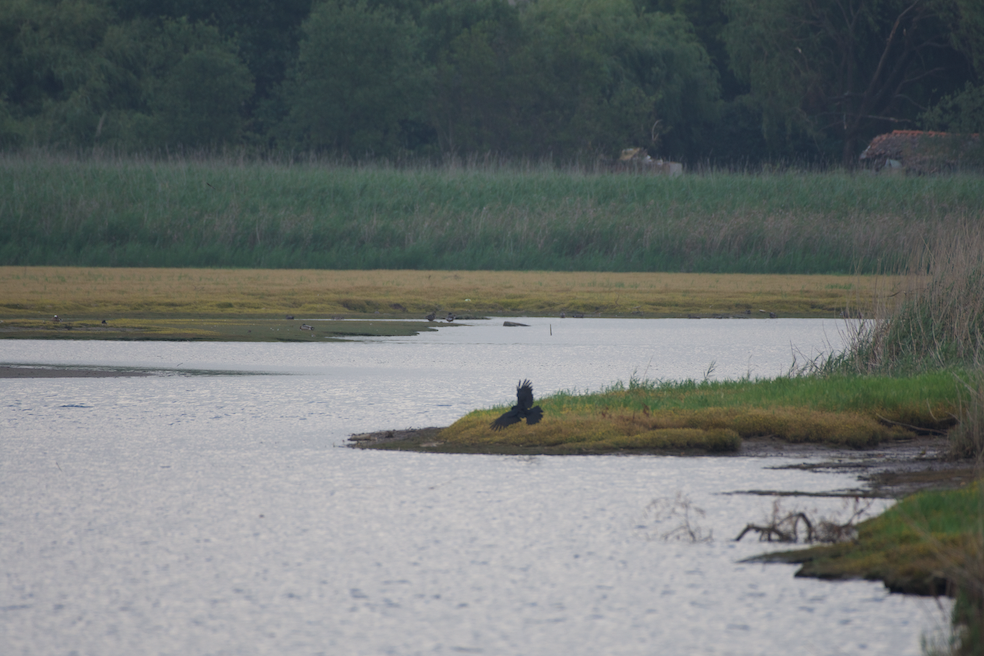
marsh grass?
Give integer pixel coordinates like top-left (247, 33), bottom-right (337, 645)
top-left (918, 487), bottom-right (984, 656)
top-left (440, 372), bottom-right (960, 452)
top-left (941, 364), bottom-right (984, 467)
top-left (2, 151), bottom-right (983, 273)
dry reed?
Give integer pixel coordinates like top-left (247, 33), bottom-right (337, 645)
top-left (833, 223), bottom-right (984, 375)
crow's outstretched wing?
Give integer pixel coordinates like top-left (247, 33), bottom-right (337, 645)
top-left (490, 406), bottom-right (521, 431)
top-left (490, 380), bottom-right (542, 430)
top-left (516, 379), bottom-right (535, 412)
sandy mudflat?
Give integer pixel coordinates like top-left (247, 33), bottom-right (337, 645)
top-left (0, 366), bottom-right (152, 378)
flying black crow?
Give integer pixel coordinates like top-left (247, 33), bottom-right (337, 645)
top-left (490, 379), bottom-right (544, 431)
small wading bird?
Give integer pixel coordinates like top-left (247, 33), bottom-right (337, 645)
top-left (490, 379), bottom-right (544, 431)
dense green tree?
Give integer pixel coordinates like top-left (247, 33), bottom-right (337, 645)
top-left (948, 0), bottom-right (984, 75)
top-left (633, 0), bottom-right (774, 166)
top-left (510, 0), bottom-right (720, 160)
top-left (110, 18), bottom-right (255, 149)
top-left (0, 1), bottom-right (253, 150)
top-left (723, 0), bottom-right (969, 166)
top-left (922, 83), bottom-right (984, 132)
top-left (149, 45), bottom-right (254, 148)
top-left (0, 0), bottom-right (141, 147)
top-left (641, 0), bottom-right (742, 99)
top-left (283, 0), bottom-right (430, 156)
top-left (921, 0), bottom-right (984, 137)
top-left (418, 0), bottom-right (517, 61)
top-left (423, 0), bottom-right (521, 154)
top-left (109, 0), bottom-right (312, 134)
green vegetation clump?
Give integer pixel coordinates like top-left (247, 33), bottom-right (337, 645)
top-left (3, 154), bottom-right (983, 273)
top-left (762, 483), bottom-right (982, 592)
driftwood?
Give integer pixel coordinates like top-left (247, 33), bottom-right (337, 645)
top-left (734, 498), bottom-right (873, 544)
top-left (734, 512), bottom-right (814, 543)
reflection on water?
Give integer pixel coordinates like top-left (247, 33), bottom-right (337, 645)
top-left (0, 319), bottom-right (949, 655)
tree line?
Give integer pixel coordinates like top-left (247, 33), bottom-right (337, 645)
top-left (1, 0), bottom-right (982, 166)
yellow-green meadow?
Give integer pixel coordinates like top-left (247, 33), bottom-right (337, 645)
top-left (0, 266), bottom-right (890, 327)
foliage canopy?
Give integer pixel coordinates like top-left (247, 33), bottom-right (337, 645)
top-left (0, 0), bottom-right (981, 164)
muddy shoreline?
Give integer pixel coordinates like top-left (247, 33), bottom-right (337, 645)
top-left (348, 427), bottom-right (976, 499)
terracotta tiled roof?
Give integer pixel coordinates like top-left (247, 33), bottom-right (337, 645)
top-left (859, 130), bottom-right (955, 160)
top-left (859, 130), bottom-right (981, 172)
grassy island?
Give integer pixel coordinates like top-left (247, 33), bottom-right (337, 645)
top-left (360, 372), bottom-right (961, 455)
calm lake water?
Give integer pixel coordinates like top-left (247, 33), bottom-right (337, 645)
top-left (1, 318), bottom-right (951, 655)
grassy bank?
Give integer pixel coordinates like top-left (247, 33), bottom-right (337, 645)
top-left (756, 483), bottom-right (983, 655)
top-left (757, 483), bottom-right (983, 595)
top-left (0, 266), bottom-right (882, 323)
top-left (2, 152), bottom-right (982, 273)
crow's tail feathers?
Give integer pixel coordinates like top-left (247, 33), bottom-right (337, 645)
top-left (526, 406), bottom-right (544, 425)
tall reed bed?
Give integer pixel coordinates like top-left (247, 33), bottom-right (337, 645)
top-left (830, 227), bottom-right (984, 374)
top-left (2, 151), bottom-right (982, 273)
